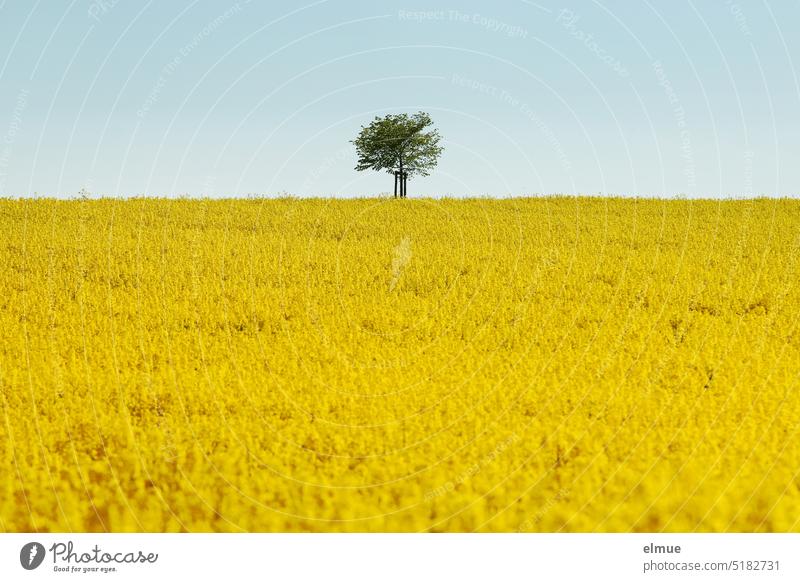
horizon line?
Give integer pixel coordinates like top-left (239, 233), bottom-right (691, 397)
top-left (1, 193), bottom-right (797, 202)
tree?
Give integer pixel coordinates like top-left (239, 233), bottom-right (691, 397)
top-left (352, 111), bottom-right (443, 198)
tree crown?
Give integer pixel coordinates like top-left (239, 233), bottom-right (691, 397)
top-left (352, 111), bottom-right (443, 178)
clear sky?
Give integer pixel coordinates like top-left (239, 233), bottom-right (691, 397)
top-left (0, 0), bottom-right (798, 198)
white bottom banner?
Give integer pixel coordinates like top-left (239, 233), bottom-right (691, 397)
top-left (1, 533), bottom-right (797, 581)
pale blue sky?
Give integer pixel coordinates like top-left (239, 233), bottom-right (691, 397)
top-left (0, 0), bottom-right (798, 198)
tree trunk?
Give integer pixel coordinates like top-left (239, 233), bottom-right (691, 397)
top-left (399, 158), bottom-right (405, 198)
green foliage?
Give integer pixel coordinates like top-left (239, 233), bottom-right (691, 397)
top-left (352, 111), bottom-right (443, 178)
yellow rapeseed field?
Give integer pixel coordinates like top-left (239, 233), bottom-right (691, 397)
top-left (1, 196), bottom-right (799, 532)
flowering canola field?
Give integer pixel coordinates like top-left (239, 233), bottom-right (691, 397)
top-left (1, 197), bottom-right (800, 532)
